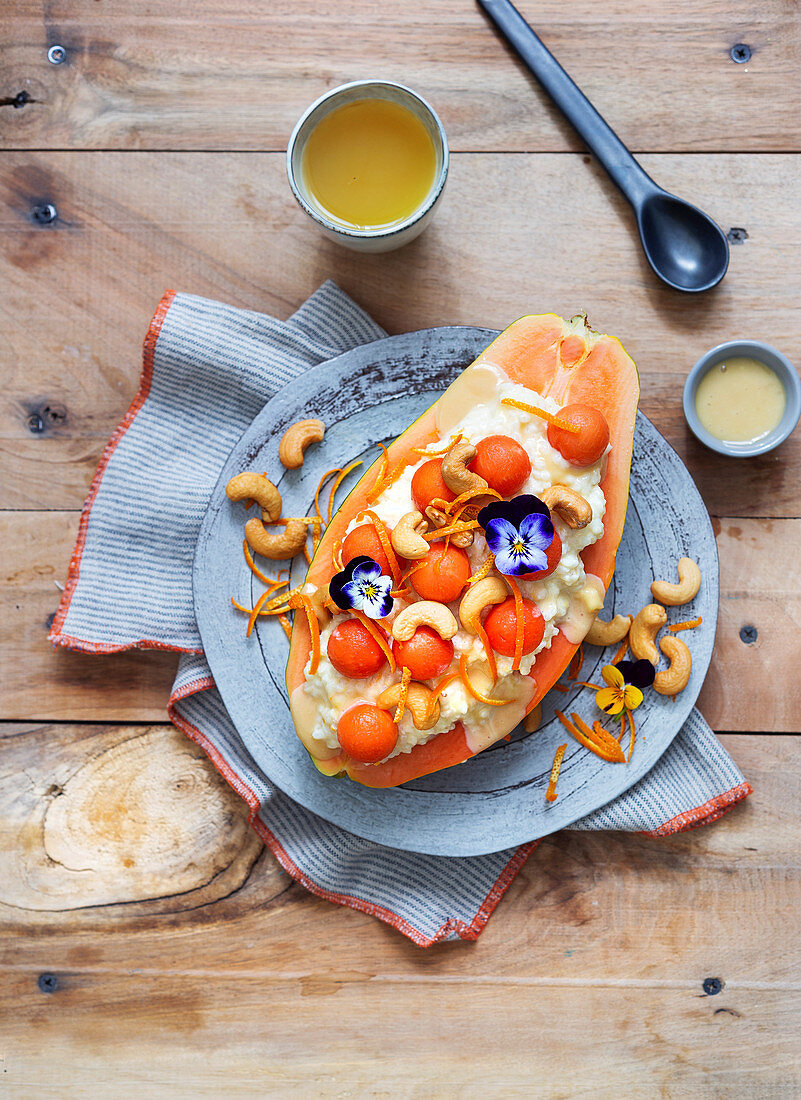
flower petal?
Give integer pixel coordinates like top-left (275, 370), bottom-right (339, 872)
top-left (478, 494), bottom-right (550, 532)
top-left (623, 685), bottom-right (644, 711)
top-left (595, 686), bottom-right (625, 715)
top-left (350, 559), bottom-right (383, 586)
top-left (601, 664), bottom-right (625, 689)
top-left (519, 511), bottom-right (555, 550)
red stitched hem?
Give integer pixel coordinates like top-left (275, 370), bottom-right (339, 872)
top-left (638, 781), bottom-right (753, 837)
top-left (167, 677), bottom-right (533, 947)
top-left (48, 290), bottom-right (177, 651)
top-left (50, 632), bottom-right (203, 656)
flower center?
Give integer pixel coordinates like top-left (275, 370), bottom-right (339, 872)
top-left (363, 582), bottom-right (378, 599)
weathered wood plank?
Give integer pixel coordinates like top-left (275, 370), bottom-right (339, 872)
top-left (1, 976), bottom-right (798, 1097)
top-left (1, 152), bottom-right (799, 515)
top-left (1, 1), bottom-right (798, 152)
top-left (2, 513), bottom-right (798, 728)
top-left (0, 722), bottom-right (266, 912)
top-left (0, 728), bottom-right (793, 982)
top-left (0, 513), bottom-right (179, 721)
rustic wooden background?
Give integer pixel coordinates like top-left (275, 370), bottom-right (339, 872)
top-left (1, 1), bottom-right (800, 1095)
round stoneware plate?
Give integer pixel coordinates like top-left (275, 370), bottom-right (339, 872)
top-left (194, 327), bottom-right (718, 857)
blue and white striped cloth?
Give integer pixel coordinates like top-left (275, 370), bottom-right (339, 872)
top-left (50, 283), bottom-right (751, 946)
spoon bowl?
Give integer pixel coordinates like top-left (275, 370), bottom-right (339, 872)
top-left (638, 191), bottom-right (729, 293)
top-left (478, 0), bottom-right (730, 293)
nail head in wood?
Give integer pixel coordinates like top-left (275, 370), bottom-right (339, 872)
top-left (730, 44), bottom-right (751, 64)
top-left (739, 625), bottom-right (757, 644)
top-left (47, 45), bottom-right (66, 64)
top-left (38, 973), bottom-right (58, 994)
top-left (726, 227), bottom-right (748, 244)
top-left (32, 203), bottom-right (58, 225)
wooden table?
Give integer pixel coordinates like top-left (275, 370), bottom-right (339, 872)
top-left (2, 2), bottom-right (800, 1094)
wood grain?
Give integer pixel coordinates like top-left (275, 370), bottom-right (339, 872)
top-left (0, 722), bottom-right (265, 912)
top-left (1, 1), bottom-right (798, 152)
top-left (0, 512), bottom-right (179, 721)
top-left (1, 152), bottom-right (800, 515)
top-left (0, 728), bottom-right (797, 1094)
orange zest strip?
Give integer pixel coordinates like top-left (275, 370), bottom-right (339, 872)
top-left (555, 709), bottom-right (623, 764)
top-left (276, 516), bottom-right (324, 525)
top-left (475, 621), bottom-right (498, 683)
top-left (331, 538), bottom-right (343, 572)
top-left (551, 682), bottom-right (569, 693)
top-left (365, 444), bottom-right (390, 504)
top-left (394, 666), bottom-right (412, 724)
top-left (246, 587), bottom-right (281, 637)
top-left (572, 713), bottom-right (626, 762)
top-left (612, 637), bottom-right (629, 664)
top-left (278, 613), bottom-right (292, 640)
top-left (303, 545), bottom-right (311, 565)
top-left (361, 508), bottom-right (402, 587)
top-left (351, 610), bottom-right (396, 672)
top-left (505, 576), bottom-right (525, 672)
top-left (546, 743), bottom-right (568, 802)
top-left (231, 582), bottom-right (299, 620)
top-left (293, 593), bottom-right (321, 674)
top-left (242, 540), bottom-right (288, 588)
top-left (567, 644), bottom-right (584, 681)
top-left (626, 710), bottom-right (636, 761)
top-left (429, 671), bottom-right (459, 707)
top-left (314, 468), bottom-right (340, 523)
top-left (447, 485), bottom-right (502, 517)
top-left (422, 520), bottom-right (479, 542)
top-left (412, 432), bottom-right (463, 458)
top-left (390, 587), bottom-right (411, 599)
top-left (327, 460), bottom-right (363, 522)
top-left (459, 655), bottom-right (509, 706)
top-left (669, 616), bottom-right (703, 632)
top-left (500, 397), bottom-right (580, 434)
top-left (574, 680), bottom-right (602, 691)
top-left (467, 552), bottom-right (496, 585)
top-left (310, 519), bottom-right (323, 557)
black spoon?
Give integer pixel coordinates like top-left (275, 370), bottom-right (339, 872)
top-left (477, 0), bottom-right (730, 293)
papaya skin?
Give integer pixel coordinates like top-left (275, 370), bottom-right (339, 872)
top-left (287, 314), bottom-right (639, 788)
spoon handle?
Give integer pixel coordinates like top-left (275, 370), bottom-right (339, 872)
top-left (477, 0), bottom-right (656, 207)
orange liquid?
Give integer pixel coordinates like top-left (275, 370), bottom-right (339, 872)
top-left (302, 98), bottom-right (437, 229)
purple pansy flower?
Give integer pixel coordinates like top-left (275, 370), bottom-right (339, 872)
top-left (329, 555), bottom-right (393, 619)
top-left (615, 658), bottom-right (656, 689)
top-left (477, 495), bottom-right (555, 577)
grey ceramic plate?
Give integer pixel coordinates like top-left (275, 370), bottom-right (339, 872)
top-left (194, 327), bottom-right (718, 857)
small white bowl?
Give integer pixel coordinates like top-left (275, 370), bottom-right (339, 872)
top-left (682, 339), bottom-right (801, 457)
top-left (286, 79), bottom-right (449, 253)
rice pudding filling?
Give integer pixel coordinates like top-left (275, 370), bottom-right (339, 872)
top-left (301, 360), bottom-right (608, 762)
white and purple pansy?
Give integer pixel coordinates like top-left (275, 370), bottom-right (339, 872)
top-left (477, 495), bottom-right (555, 577)
top-left (329, 555), bottom-right (393, 620)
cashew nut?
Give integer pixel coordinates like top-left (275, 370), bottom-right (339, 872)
top-left (377, 682), bottom-right (440, 730)
top-left (629, 603), bottom-right (667, 665)
top-left (540, 485), bottom-right (592, 530)
top-left (441, 440), bottom-right (488, 497)
top-left (392, 601), bottom-right (458, 642)
top-left (244, 517), bottom-right (307, 561)
top-left (653, 635), bottom-right (692, 696)
top-left (425, 502), bottom-right (475, 548)
top-left (585, 613), bottom-right (633, 647)
top-left (391, 510), bottom-right (430, 560)
top-left (650, 558), bottom-right (702, 606)
top-left (226, 472), bottom-right (282, 523)
top-left (523, 702), bottom-right (542, 733)
top-left (278, 419), bottom-right (325, 469)
top-left (458, 576), bottom-right (508, 634)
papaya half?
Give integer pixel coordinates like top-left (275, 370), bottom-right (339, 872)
top-left (286, 313), bottom-right (639, 788)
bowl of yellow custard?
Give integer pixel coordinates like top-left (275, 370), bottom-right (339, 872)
top-left (286, 80), bottom-right (448, 252)
top-left (683, 340), bottom-right (801, 456)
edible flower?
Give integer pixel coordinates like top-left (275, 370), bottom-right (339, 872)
top-left (477, 495), bottom-right (554, 577)
top-left (329, 555), bottom-right (393, 619)
top-left (594, 659), bottom-right (655, 716)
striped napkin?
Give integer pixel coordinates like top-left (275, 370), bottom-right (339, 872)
top-left (50, 283), bottom-right (752, 946)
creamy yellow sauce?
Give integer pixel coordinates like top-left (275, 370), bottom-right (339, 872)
top-left (695, 356), bottom-right (786, 443)
top-left (301, 98), bottom-right (437, 229)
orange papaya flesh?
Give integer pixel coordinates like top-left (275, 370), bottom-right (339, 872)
top-left (287, 314), bottom-right (639, 788)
